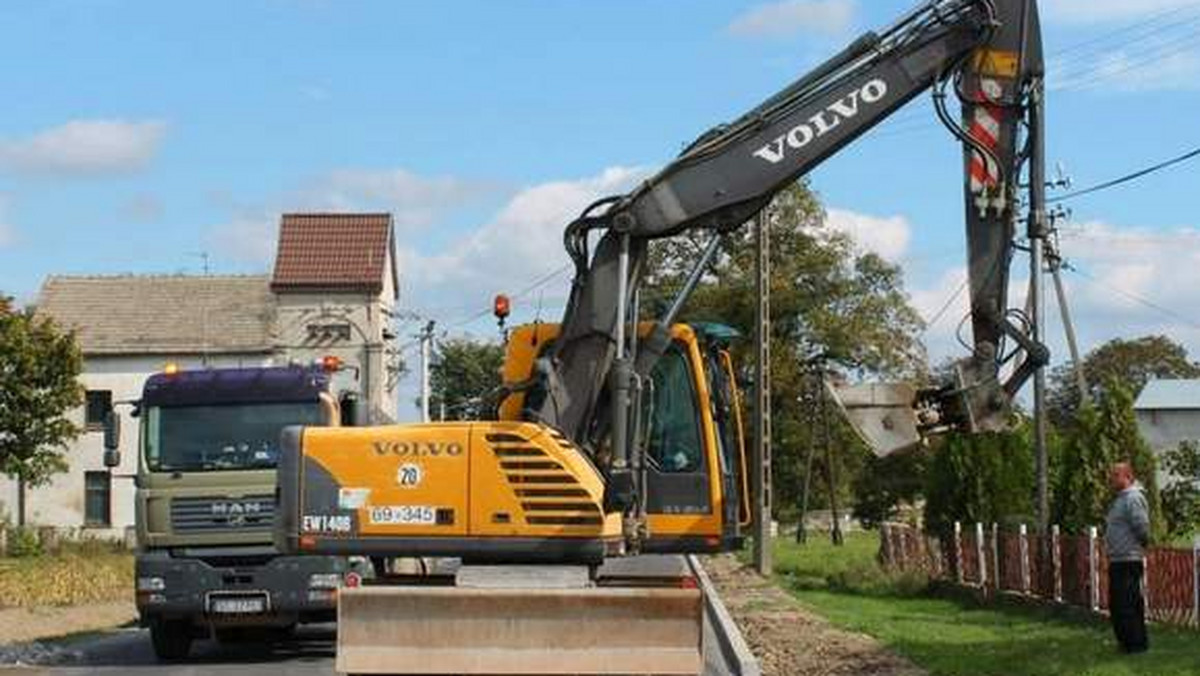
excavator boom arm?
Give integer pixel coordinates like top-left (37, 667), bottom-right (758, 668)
top-left (539, 0), bottom-right (1045, 465)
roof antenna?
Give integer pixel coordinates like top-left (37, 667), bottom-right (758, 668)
top-left (532, 289), bottom-right (545, 346)
top-left (189, 251), bottom-right (212, 276)
top-left (187, 251), bottom-right (212, 365)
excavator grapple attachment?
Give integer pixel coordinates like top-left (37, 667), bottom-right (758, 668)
top-left (828, 381), bottom-right (923, 457)
top-left (336, 585), bottom-right (704, 675)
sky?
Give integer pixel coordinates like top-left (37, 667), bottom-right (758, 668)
top-left (1, 0), bottom-right (1199, 422)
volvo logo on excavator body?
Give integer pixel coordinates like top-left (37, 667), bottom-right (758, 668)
top-left (751, 78), bottom-right (889, 165)
top-left (372, 440), bottom-right (464, 457)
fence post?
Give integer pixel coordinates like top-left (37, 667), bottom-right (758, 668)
top-left (991, 523), bottom-right (1000, 593)
top-left (1193, 536), bottom-right (1199, 628)
top-left (881, 523), bottom-right (893, 567)
top-left (954, 521), bottom-right (963, 584)
top-left (1089, 526), bottom-right (1100, 612)
top-left (1142, 553), bottom-right (1150, 619)
top-left (976, 522), bottom-right (987, 589)
top-left (1051, 524), bottom-right (1062, 603)
top-left (1019, 523), bottom-right (1030, 594)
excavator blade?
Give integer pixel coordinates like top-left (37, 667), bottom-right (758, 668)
top-left (336, 585), bottom-right (704, 675)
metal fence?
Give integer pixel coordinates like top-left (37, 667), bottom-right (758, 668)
top-left (879, 522), bottom-right (1200, 629)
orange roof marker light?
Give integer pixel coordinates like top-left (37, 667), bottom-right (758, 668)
top-left (163, 362), bottom-right (180, 376)
top-left (493, 294), bottom-right (511, 321)
top-left (494, 293), bottom-right (512, 333)
top-left (321, 355), bottom-right (343, 373)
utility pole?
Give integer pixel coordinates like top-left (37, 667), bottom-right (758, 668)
top-left (1047, 235), bottom-right (1089, 407)
top-left (753, 209), bottom-right (773, 575)
top-left (796, 370), bottom-right (819, 545)
top-left (821, 381), bottom-right (844, 546)
top-left (419, 320), bottom-right (435, 423)
top-left (1027, 81), bottom-right (1050, 534)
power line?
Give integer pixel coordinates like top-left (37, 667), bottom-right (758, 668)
top-left (922, 276), bottom-right (969, 334)
top-left (1053, 24), bottom-right (1200, 92)
top-left (1051, 7), bottom-right (1200, 71)
top-left (446, 263), bottom-right (572, 329)
top-left (1064, 264), bottom-right (1200, 331)
top-left (1048, 144), bottom-right (1200, 203)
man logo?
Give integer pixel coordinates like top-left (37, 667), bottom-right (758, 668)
top-left (211, 500), bottom-right (264, 527)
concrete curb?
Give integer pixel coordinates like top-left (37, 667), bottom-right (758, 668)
top-left (688, 555), bottom-right (761, 676)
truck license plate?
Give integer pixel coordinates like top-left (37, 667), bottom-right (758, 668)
top-left (210, 595), bottom-right (267, 614)
top-left (369, 505), bottom-right (436, 525)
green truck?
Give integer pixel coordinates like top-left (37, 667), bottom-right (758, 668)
top-left (104, 364), bottom-right (359, 660)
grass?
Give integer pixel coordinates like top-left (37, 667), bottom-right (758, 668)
top-left (763, 531), bottom-right (1200, 676)
top-left (0, 541), bottom-right (132, 608)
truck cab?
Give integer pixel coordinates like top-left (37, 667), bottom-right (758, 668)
top-left (119, 364), bottom-right (357, 660)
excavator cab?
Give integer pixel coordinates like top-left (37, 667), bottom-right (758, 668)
top-left (498, 321), bottom-right (749, 554)
top-left (276, 322), bottom-right (744, 675)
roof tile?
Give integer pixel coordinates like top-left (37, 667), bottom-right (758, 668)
top-left (37, 275), bottom-right (275, 355)
top-left (270, 213), bottom-right (395, 295)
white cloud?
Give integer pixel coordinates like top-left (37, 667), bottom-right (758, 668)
top-left (0, 194), bottom-right (14, 248)
top-left (207, 213), bottom-right (277, 266)
top-left (119, 194), bottom-right (165, 223)
top-left (399, 166), bottom-right (650, 308)
top-left (1051, 45), bottom-right (1200, 93)
top-left (207, 167), bottom-right (496, 264)
top-left (910, 220), bottom-right (1200, 372)
top-left (825, 207), bottom-right (910, 261)
top-left (727, 0), bottom-right (855, 38)
top-left (300, 168), bottom-right (493, 231)
top-left (0, 119), bottom-right (167, 176)
top-left (300, 84), bottom-right (331, 102)
top-left (1043, 0), bottom-right (1198, 23)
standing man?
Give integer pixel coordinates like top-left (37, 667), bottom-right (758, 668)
top-left (1105, 461), bottom-right (1150, 654)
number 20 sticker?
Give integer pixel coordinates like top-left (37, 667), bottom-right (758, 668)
top-left (397, 463), bottom-right (422, 487)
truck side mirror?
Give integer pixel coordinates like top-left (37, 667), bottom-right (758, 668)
top-left (103, 410), bottom-right (121, 468)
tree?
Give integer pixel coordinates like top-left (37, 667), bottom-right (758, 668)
top-left (923, 425), bottom-right (1036, 535)
top-left (1159, 441), bottom-right (1200, 542)
top-left (1048, 335), bottom-right (1200, 426)
top-left (427, 338), bottom-right (504, 421)
top-left (853, 448), bottom-right (928, 528)
top-left (1053, 380), bottom-right (1165, 540)
top-left (1052, 404), bottom-right (1110, 534)
top-left (644, 182), bottom-right (927, 520)
top-left (0, 296), bottom-right (84, 525)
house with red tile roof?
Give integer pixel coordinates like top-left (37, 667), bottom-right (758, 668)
top-left (4, 213), bottom-right (400, 536)
top-left (270, 212), bottom-right (401, 426)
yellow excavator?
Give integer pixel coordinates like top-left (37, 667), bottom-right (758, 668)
top-left (276, 1), bottom-right (1048, 673)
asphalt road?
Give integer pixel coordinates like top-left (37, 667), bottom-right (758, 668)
top-left (0, 617), bottom-right (732, 676)
top-left (1, 624), bottom-right (338, 675)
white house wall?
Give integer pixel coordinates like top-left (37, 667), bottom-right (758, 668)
top-left (1135, 408), bottom-right (1200, 487)
top-left (273, 292), bottom-right (398, 423)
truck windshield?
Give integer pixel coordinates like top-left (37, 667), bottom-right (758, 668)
top-left (144, 402), bottom-right (323, 472)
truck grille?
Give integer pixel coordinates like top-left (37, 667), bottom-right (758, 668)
top-left (171, 495), bottom-right (275, 532)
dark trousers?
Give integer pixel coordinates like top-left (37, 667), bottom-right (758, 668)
top-left (1108, 560), bottom-right (1148, 653)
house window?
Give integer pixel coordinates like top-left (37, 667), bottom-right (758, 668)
top-left (85, 390), bottom-right (113, 431)
top-left (84, 471), bottom-right (111, 527)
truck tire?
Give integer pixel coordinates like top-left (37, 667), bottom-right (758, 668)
top-left (150, 619), bottom-right (192, 661)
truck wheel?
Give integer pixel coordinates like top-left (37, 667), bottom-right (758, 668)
top-left (149, 619), bottom-right (192, 661)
